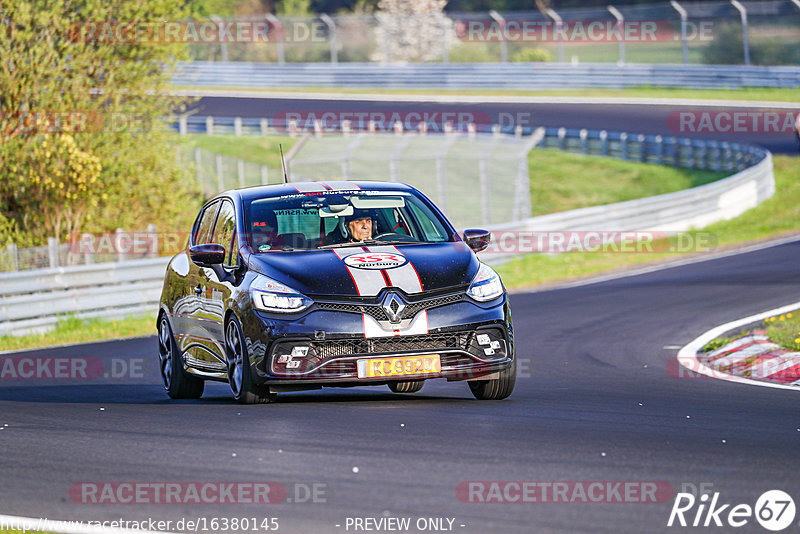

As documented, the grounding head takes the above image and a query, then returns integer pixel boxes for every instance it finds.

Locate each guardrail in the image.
[0,126,773,337]
[172,62,800,90]
[0,258,169,336]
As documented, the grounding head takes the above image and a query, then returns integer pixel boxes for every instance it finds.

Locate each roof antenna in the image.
[279,144,289,184]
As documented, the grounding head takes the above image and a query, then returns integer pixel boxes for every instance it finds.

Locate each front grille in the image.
[269,327,509,378]
[316,293,465,323]
[308,332,473,359]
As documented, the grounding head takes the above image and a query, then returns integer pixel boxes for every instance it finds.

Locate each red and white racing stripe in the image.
[332,245,427,338]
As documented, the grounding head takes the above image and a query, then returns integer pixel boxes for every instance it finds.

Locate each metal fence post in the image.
[600,130,608,155]
[655,135,664,164]
[546,8,565,63]
[194,148,202,184]
[206,116,214,135]
[441,19,450,63]
[579,129,588,154]
[114,229,125,263]
[7,243,18,271]
[265,14,285,64]
[211,15,229,62]
[261,165,269,185]
[237,159,246,188]
[620,132,629,160]
[558,127,567,150]
[79,234,93,265]
[179,114,188,136]
[234,117,243,136]
[670,0,689,65]
[607,6,626,65]
[638,133,646,162]
[320,14,338,64]
[47,237,59,268]
[260,118,269,136]
[730,0,750,66]
[216,154,224,192]
[489,11,508,63]
[147,223,158,257]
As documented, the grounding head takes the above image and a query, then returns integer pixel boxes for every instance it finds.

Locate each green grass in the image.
[702,311,800,353]
[175,134,298,169]
[764,312,800,351]
[528,149,726,216]
[0,314,156,353]
[497,155,800,290]
[174,85,800,103]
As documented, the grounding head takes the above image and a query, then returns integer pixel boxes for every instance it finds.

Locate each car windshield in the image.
[244,189,453,252]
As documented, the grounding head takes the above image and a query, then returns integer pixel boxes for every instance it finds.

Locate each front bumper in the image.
[242,292,514,386]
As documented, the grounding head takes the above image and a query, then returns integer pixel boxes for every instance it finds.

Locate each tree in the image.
[0,0,201,246]
[372,0,453,63]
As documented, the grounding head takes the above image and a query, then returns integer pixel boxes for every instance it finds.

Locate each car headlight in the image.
[466,263,505,302]
[251,274,312,313]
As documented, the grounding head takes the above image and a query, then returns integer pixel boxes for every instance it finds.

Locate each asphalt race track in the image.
[2,239,800,533]
[192,96,800,155]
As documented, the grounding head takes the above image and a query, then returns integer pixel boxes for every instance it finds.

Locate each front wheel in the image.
[468,359,516,400]
[158,314,204,399]
[225,316,275,405]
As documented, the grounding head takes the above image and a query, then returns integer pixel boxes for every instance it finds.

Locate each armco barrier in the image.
[0,258,169,336]
[172,62,800,90]
[0,127,773,336]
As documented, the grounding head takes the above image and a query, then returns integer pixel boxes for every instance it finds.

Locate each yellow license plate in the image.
[356,354,441,378]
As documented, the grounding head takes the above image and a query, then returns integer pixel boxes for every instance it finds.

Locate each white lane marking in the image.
[172,89,800,110]
[662,345,683,350]
[331,248,386,296]
[0,513,176,534]
[677,301,800,392]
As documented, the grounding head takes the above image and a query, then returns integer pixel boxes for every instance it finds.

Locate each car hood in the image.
[247,242,479,298]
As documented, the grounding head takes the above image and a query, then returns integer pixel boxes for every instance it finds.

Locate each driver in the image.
[343,209,374,242]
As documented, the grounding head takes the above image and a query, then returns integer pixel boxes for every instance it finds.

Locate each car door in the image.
[199,199,239,371]
[180,200,221,370]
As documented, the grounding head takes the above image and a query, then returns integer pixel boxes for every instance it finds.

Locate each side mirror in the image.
[463,229,491,253]
[189,243,225,266]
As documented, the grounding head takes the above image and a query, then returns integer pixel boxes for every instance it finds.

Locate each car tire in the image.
[468,359,516,400]
[158,314,204,399]
[225,316,275,405]
[388,380,424,393]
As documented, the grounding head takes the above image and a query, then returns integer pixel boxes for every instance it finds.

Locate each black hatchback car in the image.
[157,181,515,404]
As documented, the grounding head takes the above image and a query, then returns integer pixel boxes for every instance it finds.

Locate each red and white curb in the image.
[678,301,800,392]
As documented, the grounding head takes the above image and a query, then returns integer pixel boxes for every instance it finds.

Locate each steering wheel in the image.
[373,232,419,242]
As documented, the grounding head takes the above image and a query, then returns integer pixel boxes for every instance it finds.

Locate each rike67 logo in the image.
[668,490,796,531]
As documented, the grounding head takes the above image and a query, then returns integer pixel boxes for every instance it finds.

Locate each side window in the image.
[211,200,238,267]
[407,201,445,241]
[193,201,220,245]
